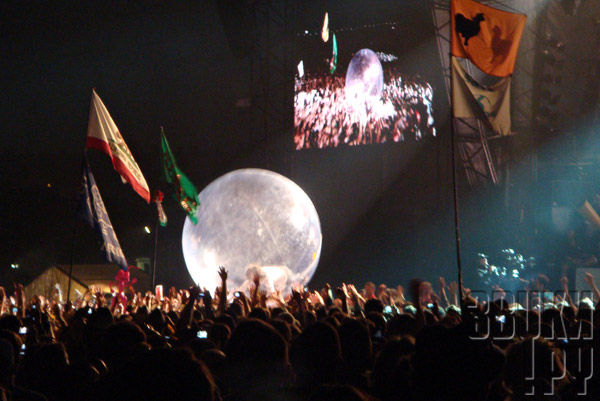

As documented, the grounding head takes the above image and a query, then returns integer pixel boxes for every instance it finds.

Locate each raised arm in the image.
[217,266,228,314]
[250,273,260,308]
[335,284,350,315]
[347,284,365,316]
[410,279,425,330]
[447,281,459,306]
[560,276,577,316]
[438,277,449,308]
[0,287,5,316]
[584,272,600,305]
[178,285,201,330]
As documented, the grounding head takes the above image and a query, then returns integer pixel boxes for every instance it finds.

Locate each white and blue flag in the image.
[79,159,128,270]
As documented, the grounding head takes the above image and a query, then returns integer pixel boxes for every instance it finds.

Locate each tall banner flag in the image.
[329,33,338,75]
[321,12,329,43]
[79,159,128,270]
[451,0,526,77]
[161,129,199,224]
[86,90,151,203]
[452,57,512,136]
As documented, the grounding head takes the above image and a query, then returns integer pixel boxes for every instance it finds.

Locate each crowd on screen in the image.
[294,68,435,150]
[2,264,600,401]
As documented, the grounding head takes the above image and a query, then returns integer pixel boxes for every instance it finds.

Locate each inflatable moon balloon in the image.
[182,169,322,295]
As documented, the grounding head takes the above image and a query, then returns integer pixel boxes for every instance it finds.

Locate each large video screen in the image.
[294,4,437,150]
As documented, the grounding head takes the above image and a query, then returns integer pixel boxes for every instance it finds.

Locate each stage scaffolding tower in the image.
[429,0,541,189]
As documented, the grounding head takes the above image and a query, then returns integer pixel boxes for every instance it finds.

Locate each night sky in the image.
[1,1,254,286]
[1,0,463,290]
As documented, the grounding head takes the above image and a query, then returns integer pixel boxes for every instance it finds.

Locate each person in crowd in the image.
[1,264,600,400]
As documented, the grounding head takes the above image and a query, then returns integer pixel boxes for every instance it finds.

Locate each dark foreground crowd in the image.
[2,268,600,401]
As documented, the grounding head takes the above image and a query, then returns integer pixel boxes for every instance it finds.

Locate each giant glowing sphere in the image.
[345,48,384,103]
[182,169,322,295]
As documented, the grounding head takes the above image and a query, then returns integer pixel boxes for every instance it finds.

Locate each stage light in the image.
[10,264,19,269]
[144,226,151,234]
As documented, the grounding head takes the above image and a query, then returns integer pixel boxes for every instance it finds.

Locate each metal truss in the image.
[430,0,539,186]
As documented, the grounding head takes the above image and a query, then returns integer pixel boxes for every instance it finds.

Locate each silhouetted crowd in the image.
[294,70,435,150]
[2,266,600,401]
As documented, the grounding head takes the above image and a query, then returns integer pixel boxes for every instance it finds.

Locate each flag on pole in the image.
[161,129,199,224]
[329,33,337,75]
[79,158,128,270]
[321,12,329,43]
[297,60,304,78]
[85,89,151,203]
[452,57,512,136]
[153,190,168,227]
[451,0,526,77]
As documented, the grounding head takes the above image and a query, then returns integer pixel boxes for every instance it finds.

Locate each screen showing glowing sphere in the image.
[345,48,384,104]
[182,169,322,295]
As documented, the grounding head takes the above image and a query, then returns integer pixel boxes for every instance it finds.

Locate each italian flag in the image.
[85,89,150,203]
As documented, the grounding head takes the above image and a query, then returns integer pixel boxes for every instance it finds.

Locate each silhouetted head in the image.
[0,339,14,385]
[338,318,373,375]
[146,308,166,334]
[372,336,415,400]
[364,299,384,314]
[226,318,289,380]
[290,321,342,389]
[100,321,147,370]
[209,323,231,350]
[108,347,219,401]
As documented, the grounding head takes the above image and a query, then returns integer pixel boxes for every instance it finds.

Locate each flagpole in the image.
[152,214,159,289]
[67,156,86,303]
[450,54,464,310]
[66,215,77,303]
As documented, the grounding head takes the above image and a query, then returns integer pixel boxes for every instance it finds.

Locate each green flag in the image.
[161,128,199,224]
[329,33,337,74]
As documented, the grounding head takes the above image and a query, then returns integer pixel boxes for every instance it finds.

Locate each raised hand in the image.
[189,285,202,302]
[448,281,458,295]
[347,284,358,296]
[342,283,350,298]
[438,277,446,289]
[253,273,260,287]
[218,266,228,281]
[309,290,324,305]
[561,276,569,292]
[202,288,212,306]
[409,279,422,306]
[584,272,595,287]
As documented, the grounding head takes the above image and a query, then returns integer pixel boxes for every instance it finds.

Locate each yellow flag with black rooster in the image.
[451,0,526,77]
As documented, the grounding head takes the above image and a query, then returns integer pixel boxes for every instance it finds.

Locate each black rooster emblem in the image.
[455,13,485,46]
